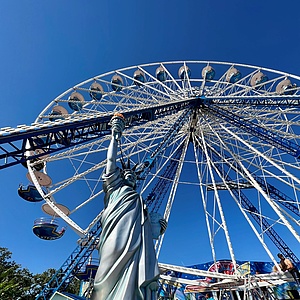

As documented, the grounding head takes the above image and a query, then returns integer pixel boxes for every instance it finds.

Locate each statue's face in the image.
[123,170,137,189]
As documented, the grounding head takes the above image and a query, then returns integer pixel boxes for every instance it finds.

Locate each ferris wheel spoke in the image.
[214,123,300,242]
[179,62,193,92]
[192,120,300,261]
[203,117,300,195]
[155,138,189,256]
[205,140,300,216]
[224,132,300,189]
[195,136,280,264]
[70,189,104,215]
[214,145,296,232]
[207,105,300,159]
[198,128,238,269]
[221,74,284,97]
[203,118,298,204]
[44,119,180,197]
[160,63,185,93]
[113,71,180,104]
[192,137,217,263]
[212,70,255,97]
[226,151,300,196]
[140,140,186,198]
[137,65,185,99]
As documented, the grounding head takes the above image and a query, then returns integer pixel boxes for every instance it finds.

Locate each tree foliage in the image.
[0,247,33,299]
[0,247,80,299]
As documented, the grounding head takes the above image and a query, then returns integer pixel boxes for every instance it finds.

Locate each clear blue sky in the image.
[0,0,300,275]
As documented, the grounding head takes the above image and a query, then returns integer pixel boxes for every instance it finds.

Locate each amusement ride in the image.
[1,60,300,299]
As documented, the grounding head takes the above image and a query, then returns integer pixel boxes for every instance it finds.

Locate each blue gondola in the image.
[21,157,44,171]
[49,110,63,121]
[202,66,215,81]
[49,105,68,121]
[68,92,84,111]
[156,67,166,82]
[33,218,65,240]
[276,79,297,95]
[111,75,123,92]
[133,70,145,86]
[250,71,268,89]
[18,184,43,202]
[89,82,103,100]
[178,65,191,80]
[226,68,242,83]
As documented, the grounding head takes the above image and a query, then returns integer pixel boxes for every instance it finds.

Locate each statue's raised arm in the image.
[106,113,126,174]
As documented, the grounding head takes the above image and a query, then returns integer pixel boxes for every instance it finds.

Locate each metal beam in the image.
[0,99,195,170]
[205,104,300,158]
[208,95,300,106]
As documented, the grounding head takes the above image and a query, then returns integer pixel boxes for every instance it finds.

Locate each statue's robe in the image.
[91,168,159,300]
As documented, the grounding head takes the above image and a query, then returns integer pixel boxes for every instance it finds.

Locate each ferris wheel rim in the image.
[35,60,300,121]
[23,60,300,277]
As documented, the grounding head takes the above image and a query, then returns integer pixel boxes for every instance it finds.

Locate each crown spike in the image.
[132,163,138,171]
[120,157,127,169]
[126,157,131,169]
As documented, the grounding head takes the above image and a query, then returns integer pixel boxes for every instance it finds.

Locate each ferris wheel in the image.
[18,60,300,274]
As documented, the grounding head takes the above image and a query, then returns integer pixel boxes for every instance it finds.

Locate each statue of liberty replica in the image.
[91,113,167,300]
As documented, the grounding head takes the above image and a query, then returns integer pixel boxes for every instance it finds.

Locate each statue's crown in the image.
[120,158,143,180]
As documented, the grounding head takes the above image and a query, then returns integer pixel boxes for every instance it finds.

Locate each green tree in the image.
[0,267,20,297]
[0,247,80,299]
[0,247,33,299]
[32,268,80,297]
[30,268,57,298]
